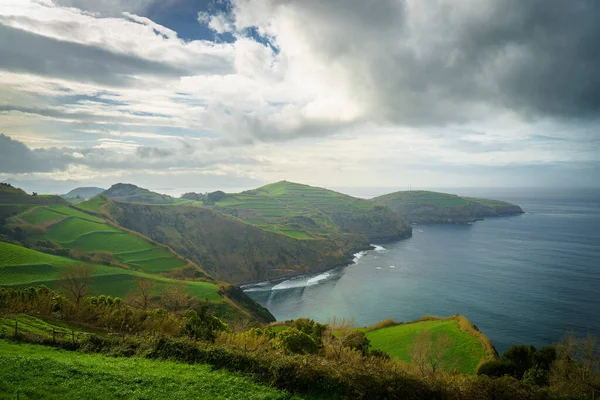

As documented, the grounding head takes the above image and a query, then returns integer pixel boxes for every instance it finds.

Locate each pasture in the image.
[0,242,219,301]
[210,181,383,239]
[9,205,187,275]
[0,340,306,400]
[365,319,489,374]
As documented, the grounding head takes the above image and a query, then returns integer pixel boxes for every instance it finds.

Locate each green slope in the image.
[373,190,523,224]
[0,242,219,300]
[0,340,306,400]
[11,204,188,275]
[366,319,489,374]
[102,183,174,204]
[209,181,411,242]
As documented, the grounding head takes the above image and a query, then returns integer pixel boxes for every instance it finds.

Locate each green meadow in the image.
[0,242,219,301]
[0,340,310,400]
[366,319,489,374]
[210,180,399,239]
[10,205,187,275]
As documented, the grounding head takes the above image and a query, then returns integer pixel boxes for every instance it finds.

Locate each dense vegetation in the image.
[373,190,524,224]
[2,286,598,399]
[104,200,350,283]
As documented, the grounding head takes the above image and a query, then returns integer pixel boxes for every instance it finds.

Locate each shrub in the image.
[477,359,518,378]
[342,331,370,356]
[274,328,318,354]
[181,309,228,342]
[503,345,536,378]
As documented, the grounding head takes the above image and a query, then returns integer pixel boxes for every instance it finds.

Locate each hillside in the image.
[373,190,524,224]
[0,187,275,324]
[206,181,412,242]
[62,186,105,200]
[102,183,174,204]
[104,200,350,284]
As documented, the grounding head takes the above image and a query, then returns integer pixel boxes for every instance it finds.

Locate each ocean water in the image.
[244,188,600,353]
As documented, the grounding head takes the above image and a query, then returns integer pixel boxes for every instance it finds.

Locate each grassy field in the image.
[77,196,107,212]
[206,181,407,240]
[365,319,488,374]
[9,204,187,275]
[0,340,310,400]
[0,242,219,300]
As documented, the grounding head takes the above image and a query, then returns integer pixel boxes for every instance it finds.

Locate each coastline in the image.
[240,242,380,289]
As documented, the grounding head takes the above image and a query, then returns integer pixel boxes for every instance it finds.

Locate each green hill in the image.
[0,187,275,324]
[0,340,305,400]
[99,181,411,284]
[62,187,105,204]
[208,181,411,242]
[103,200,350,284]
[373,190,523,224]
[102,183,175,204]
[0,242,218,300]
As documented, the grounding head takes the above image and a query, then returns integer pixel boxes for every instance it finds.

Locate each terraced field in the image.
[0,242,219,300]
[365,319,490,374]
[208,181,409,240]
[77,196,108,212]
[10,205,187,275]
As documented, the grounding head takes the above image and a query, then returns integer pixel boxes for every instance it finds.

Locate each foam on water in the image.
[271,272,332,290]
[353,251,367,263]
[372,244,386,252]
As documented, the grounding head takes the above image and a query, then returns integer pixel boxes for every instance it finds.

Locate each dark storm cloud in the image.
[260,0,600,125]
[0,134,74,173]
[0,22,231,87]
[0,135,263,174]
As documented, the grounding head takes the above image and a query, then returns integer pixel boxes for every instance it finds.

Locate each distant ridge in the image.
[102,183,174,204]
[62,187,105,200]
[373,190,524,224]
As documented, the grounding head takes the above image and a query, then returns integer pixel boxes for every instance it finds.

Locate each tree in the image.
[60,264,93,306]
[160,283,193,312]
[130,277,157,310]
[409,328,455,379]
[550,333,600,398]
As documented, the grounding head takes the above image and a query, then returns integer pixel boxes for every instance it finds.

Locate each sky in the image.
[0,0,599,195]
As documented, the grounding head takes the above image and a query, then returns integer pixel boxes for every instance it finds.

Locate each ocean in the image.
[244,188,600,353]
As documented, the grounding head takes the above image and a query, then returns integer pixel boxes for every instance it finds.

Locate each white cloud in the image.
[0,0,598,189]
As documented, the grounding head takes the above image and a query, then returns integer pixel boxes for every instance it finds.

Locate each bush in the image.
[292,318,326,346]
[477,359,518,378]
[342,331,370,356]
[503,345,536,378]
[274,328,318,354]
[181,309,228,342]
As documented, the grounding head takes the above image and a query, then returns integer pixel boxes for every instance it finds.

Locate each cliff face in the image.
[107,202,352,284]
[373,191,524,224]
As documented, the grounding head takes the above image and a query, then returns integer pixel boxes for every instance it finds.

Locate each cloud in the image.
[231,0,600,125]
[0,133,74,173]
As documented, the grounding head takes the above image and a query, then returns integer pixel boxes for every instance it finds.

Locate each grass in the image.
[77,196,107,213]
[0,314,71,339]
[365,319,488,374]
[46,217,117,243]
[0,242,220,301]
[10,204,188,275]
[206,181,401,240]
[0,340,309,400]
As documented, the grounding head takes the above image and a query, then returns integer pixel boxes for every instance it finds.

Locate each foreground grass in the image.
[0,340,310,400]
[366,319,488,374]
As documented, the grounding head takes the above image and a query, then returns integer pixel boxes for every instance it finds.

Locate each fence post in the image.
[14,321,17,337]
[52,328,56,343]
[72,331,75,345]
